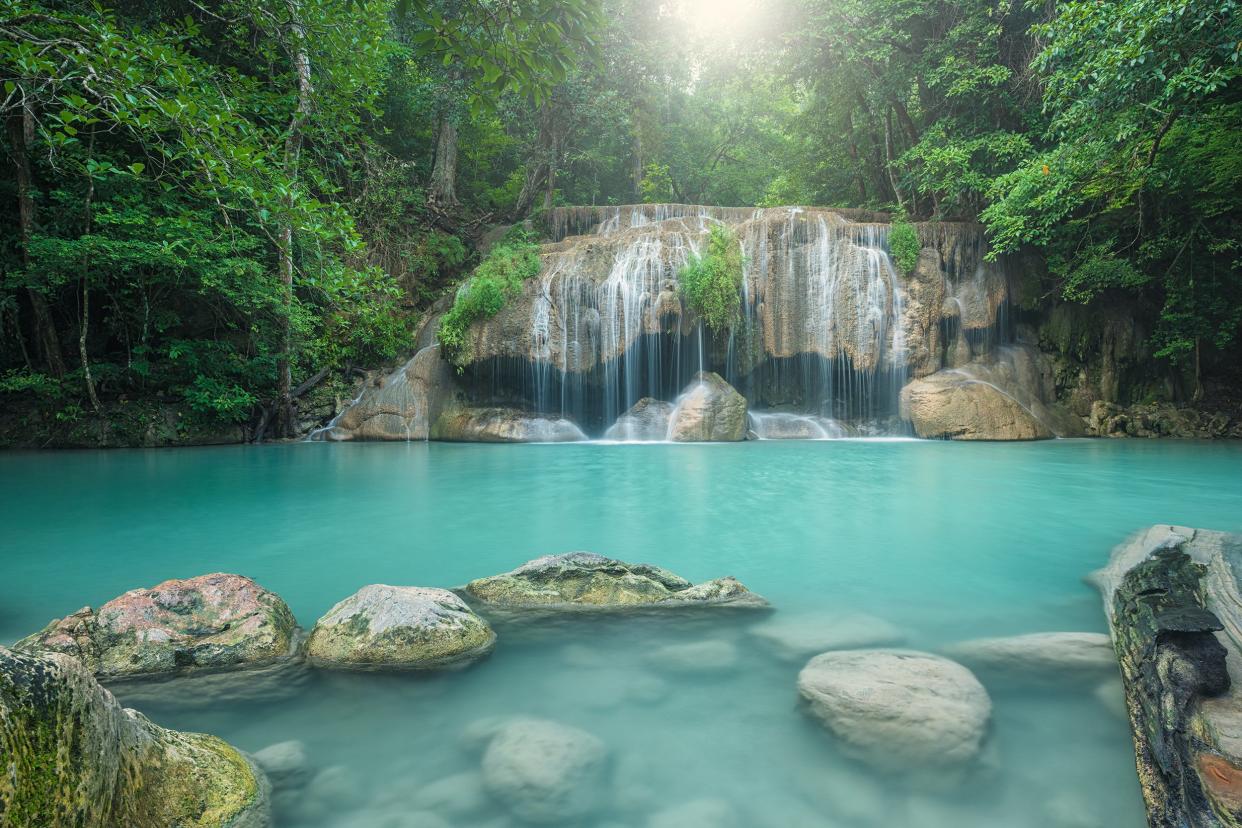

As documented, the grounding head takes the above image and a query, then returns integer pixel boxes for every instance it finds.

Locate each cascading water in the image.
[328,205,1015,441]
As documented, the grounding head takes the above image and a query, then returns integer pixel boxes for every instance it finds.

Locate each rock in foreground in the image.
[478,718,608,824]
[797,649,992,769]
[306,585,495,670]
[464,552,767,610]
[0,645,270,826]
[668,372,748,442]
[1089,525,1242,827]
[16,572,297,679]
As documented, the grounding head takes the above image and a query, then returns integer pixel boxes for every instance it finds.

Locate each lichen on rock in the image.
[463,552,767,610]
[0,645,270,827]
[15,572,297,680]
[305,584,495,670]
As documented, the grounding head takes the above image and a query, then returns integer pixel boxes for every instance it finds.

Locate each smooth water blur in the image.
[3,439,1241,827]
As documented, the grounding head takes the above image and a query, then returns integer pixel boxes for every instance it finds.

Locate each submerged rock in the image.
[252,740,311,791]
[943,632,1116,678]
[748,612,904,661]
[797,649,992,769]
[463,552,767,610]
[306,584,495,670]
[16,572,297,680]
[0,645,270,826]
[478,718,608,824]
[645,639,740,673]
[668,372,748,442]
[431,405,587,442]
[604,397,676,441]
[648,798,740,828]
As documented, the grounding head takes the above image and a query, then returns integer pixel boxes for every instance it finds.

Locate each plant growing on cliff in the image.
[679,225,745,334]
[889,213,921,275]
[437,230,542,365]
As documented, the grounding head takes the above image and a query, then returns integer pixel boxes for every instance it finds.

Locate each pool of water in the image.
[4,439,1241,827]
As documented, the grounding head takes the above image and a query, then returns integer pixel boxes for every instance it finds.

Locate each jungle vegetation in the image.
[1,0,1238,440]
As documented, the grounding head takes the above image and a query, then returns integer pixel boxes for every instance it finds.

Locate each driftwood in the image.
[1093,526,1242,828]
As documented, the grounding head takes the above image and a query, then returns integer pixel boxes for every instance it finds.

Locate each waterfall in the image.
[453,206,1008,439]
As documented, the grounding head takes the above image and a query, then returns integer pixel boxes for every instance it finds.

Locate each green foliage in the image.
[639,164,674,204]
[678,225,744,334]
[437,230,542,364]
[888,214,921,275]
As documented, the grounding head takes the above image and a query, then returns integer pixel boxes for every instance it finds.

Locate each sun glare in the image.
[678,0,764,39]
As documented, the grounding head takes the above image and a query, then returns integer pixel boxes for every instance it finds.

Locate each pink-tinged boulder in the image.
[16,573,297,679]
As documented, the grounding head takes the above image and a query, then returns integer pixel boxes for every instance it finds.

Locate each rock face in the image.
[431,404,586,443]
[668,372,748,442]
[797,649,992,769]
[944,632,1116,678]
[899,345,1077,440]
[322,345,456,442]
[478,718,608,824]
[0,645,270,827]
[1086,400,1242,439]
[464,552,767,610]
[604,397,676,441]
[306,585,495,670]
[16,573,297,680]
[1089,525,1242,827]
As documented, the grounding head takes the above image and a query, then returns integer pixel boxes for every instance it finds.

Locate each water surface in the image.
[4,439,1241,827]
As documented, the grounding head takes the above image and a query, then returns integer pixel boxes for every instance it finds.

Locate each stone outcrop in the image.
[305,584,495,670]
[463,552,767,610]
[321,345,457,442]
[898,345,1085,440]
[1086,400,1242,439]
[16,573,297,680]
[0,645,270,827]
[1089,525,1242,827]
[604,397,676,441]
[668,372,748,442]
[431,404,586,443]
[944,632,1116,678]
[797,649,992,769]
[476,718,608,824]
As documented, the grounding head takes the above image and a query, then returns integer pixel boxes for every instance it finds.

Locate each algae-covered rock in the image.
[463,552,767,610]
[797,649,991,769]
[668,372,748,442]
[16,572,297,680]
[479,718,608,824]
[0,645,270,827]
[306,585,495,670]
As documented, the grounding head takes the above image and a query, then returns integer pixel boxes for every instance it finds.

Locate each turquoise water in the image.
[3,439,1242,826]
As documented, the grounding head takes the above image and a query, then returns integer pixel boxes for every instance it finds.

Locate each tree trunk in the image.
[274,0,313,439]
[884,110,906,214]
[632,127,644,201]
[8,109,66,377]
[430,117,459,206]
[513,102,556,219]
[844,111,867,203]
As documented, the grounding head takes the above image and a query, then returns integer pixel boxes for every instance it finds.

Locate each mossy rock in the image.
[0,645,270,827]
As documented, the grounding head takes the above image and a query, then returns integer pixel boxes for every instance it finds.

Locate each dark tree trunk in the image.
[513,101,559,219]
[8,110,66,377]
[430,117,459,207]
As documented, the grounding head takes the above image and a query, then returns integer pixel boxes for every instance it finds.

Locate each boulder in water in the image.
[324,345,457,441]
[431,405,586,442]
[253,740,311,791]
[797,649,992,769]
[605,397,676,441]
[648,798,740,828]
[478,717,608,824]
[900,370,1052,440]
[748,412,848,440]
[16,572,297,679]
[668,372,748,442]
[0,645,270,826]
[943,632,1116,678]
[306,584,495,670]
[463,552,767,610]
